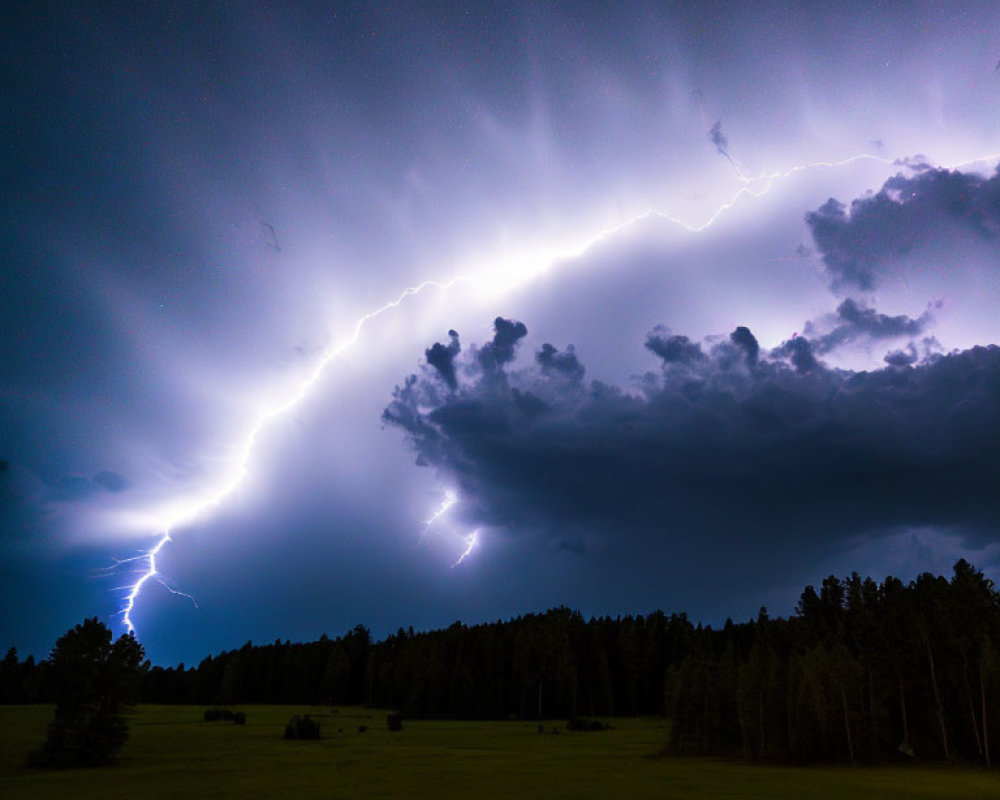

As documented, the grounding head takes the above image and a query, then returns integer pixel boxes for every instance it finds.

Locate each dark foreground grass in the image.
[1,705,995,799]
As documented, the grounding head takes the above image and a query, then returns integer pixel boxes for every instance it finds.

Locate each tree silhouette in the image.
[29,617,145,768]
[10,563,997,765]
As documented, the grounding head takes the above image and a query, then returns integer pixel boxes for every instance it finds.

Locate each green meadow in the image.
[0,705,995,799]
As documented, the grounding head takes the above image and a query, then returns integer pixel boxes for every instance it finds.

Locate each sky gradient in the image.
[3,2,999,665]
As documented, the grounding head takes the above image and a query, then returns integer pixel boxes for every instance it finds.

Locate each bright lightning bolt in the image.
[419,488,480,562]
[120,533,173,630]
[116,148,1000,635]
[424,489,459,530]
[418,488,460,545]
[452,530,479,568]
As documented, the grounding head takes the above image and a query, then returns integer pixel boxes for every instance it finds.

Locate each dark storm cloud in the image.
[476,317,528,373]
[386,320,1000,555]
[807,298,933,354]
[884,344,919,367]
[807,166,1000,291]
[832,298,930,340]
[536,343,585,383]
[770,335,820,373]
[729,326,760,367]
[645,328,705,366]
[425,330,461,390]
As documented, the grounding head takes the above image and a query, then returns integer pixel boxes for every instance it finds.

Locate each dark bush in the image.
[284,715,321,740]
[357,725,367,733]
[537,724,545,734]
[387,712,403,732]
[566,717,611,732]
[205,708,242,724]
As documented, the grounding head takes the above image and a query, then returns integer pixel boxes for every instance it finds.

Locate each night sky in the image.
[3,2,999,666]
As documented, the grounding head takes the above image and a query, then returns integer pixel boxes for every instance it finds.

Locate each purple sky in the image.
[3,2,999,665]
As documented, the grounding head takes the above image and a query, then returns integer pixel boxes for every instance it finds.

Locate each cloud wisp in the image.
[804,298,935,355]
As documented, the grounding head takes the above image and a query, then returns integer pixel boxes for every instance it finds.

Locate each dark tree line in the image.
[665,561,999,764]
[3,562,997,764]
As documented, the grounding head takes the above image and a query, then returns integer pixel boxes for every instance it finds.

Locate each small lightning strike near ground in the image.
[116,147,1000,636]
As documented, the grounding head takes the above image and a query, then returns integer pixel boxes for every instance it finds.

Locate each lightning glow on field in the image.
[116,148,1000,636]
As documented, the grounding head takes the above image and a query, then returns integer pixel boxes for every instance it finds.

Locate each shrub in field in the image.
[284,715,321,740]
[387,712,403,731]
[204,708,243,724]
[566,717,611,732]
[357,725,367,733]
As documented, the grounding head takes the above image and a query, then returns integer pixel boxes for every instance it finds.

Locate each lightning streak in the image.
[452,530,479,568]
[117,148,1000,633]
[120,278,467,631]
[424,490,458,529]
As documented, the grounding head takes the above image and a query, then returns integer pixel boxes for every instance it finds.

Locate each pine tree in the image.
[30,618,146,768]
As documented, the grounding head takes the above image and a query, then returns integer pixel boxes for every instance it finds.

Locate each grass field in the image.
[0,705,995,799]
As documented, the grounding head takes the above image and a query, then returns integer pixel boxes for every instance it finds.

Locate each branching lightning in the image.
[120,278,471,631]
[115,148,1000,634]
[419,490,478,563]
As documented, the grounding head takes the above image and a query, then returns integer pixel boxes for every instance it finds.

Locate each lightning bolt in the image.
[418,490,479,565]
[419,489,460,545]
[452,530,479,568]
[120,279,471,631]
[115,148,1000,635]
[424,489,459,529]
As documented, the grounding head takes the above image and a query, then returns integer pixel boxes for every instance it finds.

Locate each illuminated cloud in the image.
[805,298,934,355]
[807,167,1000,292]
